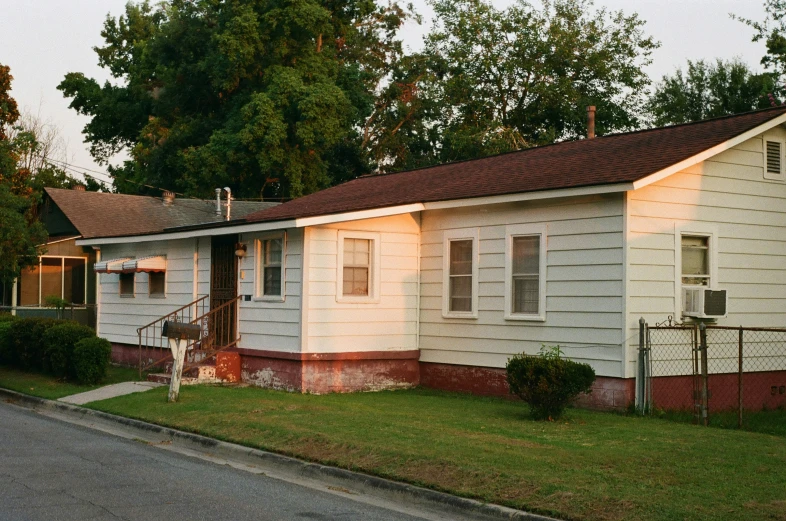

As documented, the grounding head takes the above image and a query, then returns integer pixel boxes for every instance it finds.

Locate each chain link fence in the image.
[637,321,786,434]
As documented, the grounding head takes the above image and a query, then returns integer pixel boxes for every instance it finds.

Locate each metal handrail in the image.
[137,295,210,377]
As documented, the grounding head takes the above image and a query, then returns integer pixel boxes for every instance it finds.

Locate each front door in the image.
[210,234,238,347]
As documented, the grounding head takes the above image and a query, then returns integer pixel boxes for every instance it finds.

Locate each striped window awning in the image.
[94,258,132,274]
[122,256,167,273]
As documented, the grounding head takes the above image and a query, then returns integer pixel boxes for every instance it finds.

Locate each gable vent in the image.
[766,141,782,174]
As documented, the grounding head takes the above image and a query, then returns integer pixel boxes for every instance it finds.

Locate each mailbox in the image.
[161,321,202,340]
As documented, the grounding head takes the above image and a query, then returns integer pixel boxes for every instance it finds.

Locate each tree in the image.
[646,59,775,127]
[0,64,48,286]
[382,0,658,166]
[736,1,786,102]
[59,0,414,199]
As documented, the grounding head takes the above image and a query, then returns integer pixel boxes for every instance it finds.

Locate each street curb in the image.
[0,387,560,521]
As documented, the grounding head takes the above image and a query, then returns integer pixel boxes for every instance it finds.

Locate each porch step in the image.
[147,362,222,386]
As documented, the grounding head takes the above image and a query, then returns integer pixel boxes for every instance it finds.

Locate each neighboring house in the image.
[1,187,275,329]
[77,107,786,409]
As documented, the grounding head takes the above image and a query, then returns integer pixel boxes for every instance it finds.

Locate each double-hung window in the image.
[119,272,135,297]
[681,235,710,287]
[336,231,380,302]
[505,224,546,321]
[256,235,285,299]
[442,228,479,318]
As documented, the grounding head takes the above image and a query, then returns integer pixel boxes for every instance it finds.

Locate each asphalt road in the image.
[0,401,435,521]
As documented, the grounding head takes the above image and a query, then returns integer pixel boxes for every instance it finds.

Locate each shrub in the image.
[8,317,66,371]
[43,322,95,378]
[506,345,596,420]
[72,337,112,385]
[0,321,14,365]
[0,312,17,323]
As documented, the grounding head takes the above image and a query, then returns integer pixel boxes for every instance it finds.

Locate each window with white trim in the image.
[257,236,285,298]
[505,224,546,321]
[336,231,380,302]
[442,228,479,318]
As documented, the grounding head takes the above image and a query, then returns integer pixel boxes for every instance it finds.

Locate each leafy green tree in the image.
[59,0,414,199]
[393,0,659,165]
[0,64,48,286]
[646,59,775,126]
[736,1,786,103]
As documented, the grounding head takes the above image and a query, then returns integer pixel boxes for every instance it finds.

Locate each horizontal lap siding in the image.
[306,214,420,353]
[99,239,199,346]
[420,195,625,377]
[628,133,786,377]
[237,228,303,353]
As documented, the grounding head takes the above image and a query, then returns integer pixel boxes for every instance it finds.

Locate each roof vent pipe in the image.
[215,188,222,217]
[587,105,596,139]
[224,187,232,221]
[162,190,175,206]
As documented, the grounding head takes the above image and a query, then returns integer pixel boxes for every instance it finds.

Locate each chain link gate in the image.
[637,319,786,431]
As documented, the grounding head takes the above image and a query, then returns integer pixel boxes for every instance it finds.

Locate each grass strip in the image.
[85,385,786,521]
[0,365,143,400]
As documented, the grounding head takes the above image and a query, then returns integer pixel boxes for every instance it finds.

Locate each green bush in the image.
[0,312,17,323]
[8,318,67,371]
[0,321,14,365]
[72,337,112,385]
[506,345,596,420]
[43,322,95,378]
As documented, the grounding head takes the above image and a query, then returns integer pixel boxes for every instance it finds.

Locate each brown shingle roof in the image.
[246,106,786,223]
[45,188,277,239]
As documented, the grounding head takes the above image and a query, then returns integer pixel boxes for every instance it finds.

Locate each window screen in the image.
[343,238,370,296]
[682,235,709,286]
[449,239,473,312]
[512,235,540,314]
[149,272,166,297]
[119,273,135,296]
[262,238,283,296]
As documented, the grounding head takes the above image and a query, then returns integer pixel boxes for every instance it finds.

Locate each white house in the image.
[75,106,786,409]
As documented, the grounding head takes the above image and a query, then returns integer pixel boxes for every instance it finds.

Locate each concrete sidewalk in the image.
[58,381,164,405]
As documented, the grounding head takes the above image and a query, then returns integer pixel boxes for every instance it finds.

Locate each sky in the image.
[0,0,769,186]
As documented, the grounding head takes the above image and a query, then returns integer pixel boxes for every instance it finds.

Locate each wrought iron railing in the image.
[137,295,209,376]
[182,295,242,372]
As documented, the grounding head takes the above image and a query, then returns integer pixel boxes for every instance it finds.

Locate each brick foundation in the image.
[111,341,637,409]
[419,362,635,410]
[236,349,421,393]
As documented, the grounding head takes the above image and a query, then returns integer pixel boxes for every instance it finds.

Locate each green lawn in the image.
[0,365,143,400]
[84,385,786,521]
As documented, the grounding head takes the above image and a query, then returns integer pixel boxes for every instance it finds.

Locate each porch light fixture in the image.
[235,243,247,258]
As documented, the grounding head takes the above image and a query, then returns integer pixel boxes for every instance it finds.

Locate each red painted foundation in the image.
[419,362,635,410]
[652,371,786,411]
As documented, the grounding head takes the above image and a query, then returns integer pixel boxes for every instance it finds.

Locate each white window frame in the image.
[254,232,286,302]
[21,255,89,308]
[763,134,786,182]
[148,271,167,298]
[119,272,135,298]
[442,228,479,319]
[336,230,381,303]
[674,223,719,317]
[504,224,547,321]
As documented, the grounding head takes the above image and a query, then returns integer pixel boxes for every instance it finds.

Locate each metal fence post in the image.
[738,327,743,429]
[637,318,645,412]
[699,323,709,427]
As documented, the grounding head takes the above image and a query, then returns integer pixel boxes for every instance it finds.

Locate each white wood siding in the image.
[305,214,420,353]
[98,238,202,346]
[628,130,786,377]
[420,195,626,377]
[237,228,303,352]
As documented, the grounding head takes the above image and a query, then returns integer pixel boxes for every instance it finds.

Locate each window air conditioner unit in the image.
[682,288,727,319]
